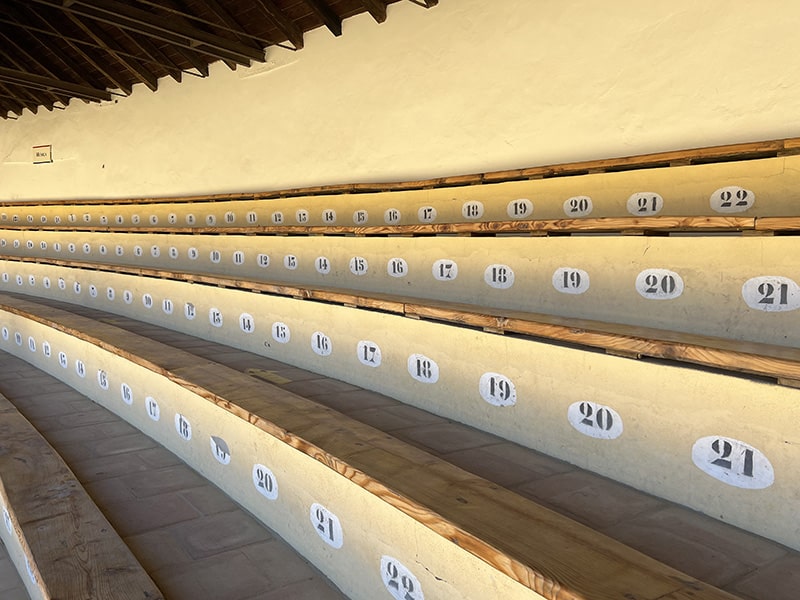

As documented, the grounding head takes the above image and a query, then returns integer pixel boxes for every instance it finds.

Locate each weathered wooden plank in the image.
[0,394,163,600]
[404,302,800,382]
[755,216,800,231]
[0,216,759,235]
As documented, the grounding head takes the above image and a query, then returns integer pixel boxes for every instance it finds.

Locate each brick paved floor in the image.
[0,355,346,600]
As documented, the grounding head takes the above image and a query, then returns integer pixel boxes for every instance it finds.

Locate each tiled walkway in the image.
[0,539,29,600]
[2,294,800,599]
[0,355,345,600]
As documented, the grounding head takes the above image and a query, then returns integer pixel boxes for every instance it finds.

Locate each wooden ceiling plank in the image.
[252,0,304,50]
[0,81,42,115]
[0,67,112,102]
[2,78,41,114]
[65,12,159,91]
[62,0,264,62]
[136,0,276,48]
[118,30,184,83]
[172,46,210,77]
[3,3,181,82]
[158,0,237,71]
[127,0,211,75]
[21,5,133,95]
[361,0,387,23]
[304,0,343,36]
[3,4,97,88]
[191,0,265,51]
[25,0,256,66]
[0,34,66,108]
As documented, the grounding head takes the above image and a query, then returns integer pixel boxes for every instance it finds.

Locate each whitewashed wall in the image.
[2,0,800,201]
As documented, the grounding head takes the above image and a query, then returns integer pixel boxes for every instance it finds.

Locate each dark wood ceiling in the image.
[0,0,437,119]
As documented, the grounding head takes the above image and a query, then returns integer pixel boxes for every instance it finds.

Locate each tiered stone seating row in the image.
[0,294,749,600]
[1,137,798,598]
[0,232,798,349]
[0,259,795,554]
[2,138,800,234]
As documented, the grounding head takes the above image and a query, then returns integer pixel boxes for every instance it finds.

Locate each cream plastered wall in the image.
[2,0,800,200]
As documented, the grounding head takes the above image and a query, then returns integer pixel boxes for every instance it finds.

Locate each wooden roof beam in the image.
[5,2,193,81]
[2,8,97,90]
[0,36,64,109]
[304,0,342,36]
[64,12,159,91]
[159,0,237,71]
[33,0,265,65]
[253,0,304,50]
[361,0,387,23]
[0,90,65,110]
[0,83,35,116]
[136,0,277,48]
[0,52,58,112]
[138,0,212,77]
[0,67,112,102]
[191,0,265,51]
[21,5,133,95]
[119,29,183,83]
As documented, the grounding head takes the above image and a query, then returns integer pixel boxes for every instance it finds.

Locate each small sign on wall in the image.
[33,144,52,164]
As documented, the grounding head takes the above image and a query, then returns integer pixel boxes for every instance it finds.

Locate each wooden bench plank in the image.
[0,393,163,600]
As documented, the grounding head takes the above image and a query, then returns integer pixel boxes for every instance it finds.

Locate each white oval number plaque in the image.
[742,276,800,312]
[210,436,231,465]
[484,264,514,290]
[692,436,773,489]
[252,464,278,500]
[710,186,755,213]
[567,401,623,440]
[553,267,590,295]
[627,192,663,215]
[408,354,439,384]
[381,556,423,600]
[310,503,343,549]
[175,414,192,441]
[635,269,684,300]
[479,372,516,407]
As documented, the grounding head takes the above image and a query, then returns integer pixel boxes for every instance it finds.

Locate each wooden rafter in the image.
[0,34,64,108]
[118,29,184,83]
[0,81,42,115]
[29,0,265,65]
[305,0,343,36]
[2,7,97,90]
[361,0,388,23]
[64,12,159,91]
[191,0,265,51]
[0,0,436,116]
[22,6,134,94]
[0,67,112,102]
[0,84,29,117]
[253,0,305,50]
[2,3,187,80]
[163,0,237,70]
